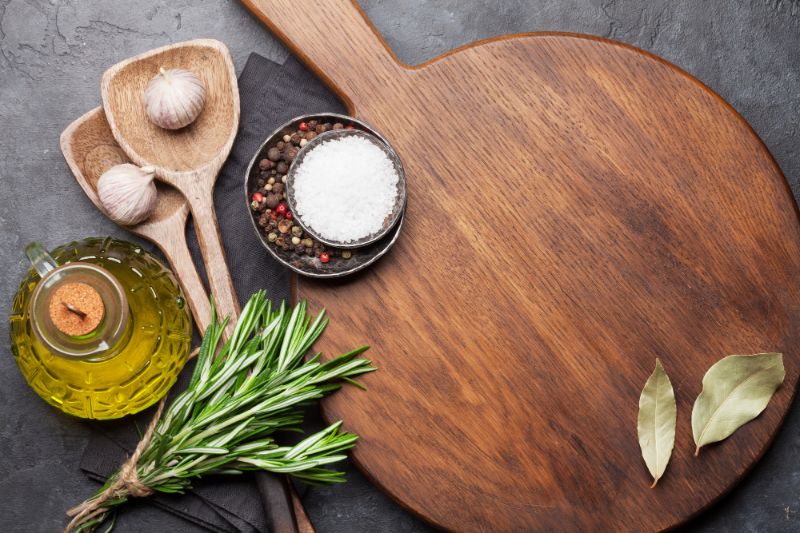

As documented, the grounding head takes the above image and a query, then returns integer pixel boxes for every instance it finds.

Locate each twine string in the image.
[63,399,165,532]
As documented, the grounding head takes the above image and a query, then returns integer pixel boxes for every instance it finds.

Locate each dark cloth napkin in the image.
[80,53,346,532]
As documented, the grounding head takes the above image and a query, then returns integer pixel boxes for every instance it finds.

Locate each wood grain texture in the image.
[60,107,315,533]
[100,39,241,337]
[243,1,800,531]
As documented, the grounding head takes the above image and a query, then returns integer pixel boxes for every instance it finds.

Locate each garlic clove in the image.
[144,67,206,130]
[97,164,158,225]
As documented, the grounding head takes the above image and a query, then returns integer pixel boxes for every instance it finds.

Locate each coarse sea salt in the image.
[292,135,399,243]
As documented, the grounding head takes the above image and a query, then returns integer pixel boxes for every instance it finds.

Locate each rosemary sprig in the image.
[68,291,375,532]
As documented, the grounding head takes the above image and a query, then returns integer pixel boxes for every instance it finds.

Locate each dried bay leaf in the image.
[637,359,676,487]
[692,353,784,456]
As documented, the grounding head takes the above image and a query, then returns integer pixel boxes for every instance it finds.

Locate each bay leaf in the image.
[692,352,784,456]
[637,358,676,488]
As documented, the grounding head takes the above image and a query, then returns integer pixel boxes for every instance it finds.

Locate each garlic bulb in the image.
[97,164,158,225]
[144,67,206,129]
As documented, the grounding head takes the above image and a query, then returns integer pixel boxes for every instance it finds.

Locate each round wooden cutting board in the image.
[244,2,800,531]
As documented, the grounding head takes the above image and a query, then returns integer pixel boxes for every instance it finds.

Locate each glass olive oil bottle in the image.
[9,237,191,419]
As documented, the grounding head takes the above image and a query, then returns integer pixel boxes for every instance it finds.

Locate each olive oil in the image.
[10,237,191,419]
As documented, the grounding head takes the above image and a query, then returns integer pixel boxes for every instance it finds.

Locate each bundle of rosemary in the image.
[67,291,375,532]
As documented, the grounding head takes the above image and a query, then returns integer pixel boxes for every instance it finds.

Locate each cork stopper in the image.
[48,282,104,336]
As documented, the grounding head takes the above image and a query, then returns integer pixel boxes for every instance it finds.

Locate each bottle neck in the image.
[30,262,130,361]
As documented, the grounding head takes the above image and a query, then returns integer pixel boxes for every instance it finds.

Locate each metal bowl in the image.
[244,113,406,279]
[285,128,407,249]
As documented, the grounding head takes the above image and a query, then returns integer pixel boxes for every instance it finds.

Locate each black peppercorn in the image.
[265,193,281,209]
[271,182,284,195]
[290,133,301,144]
[276,161,288,174]
[267,147,281,161]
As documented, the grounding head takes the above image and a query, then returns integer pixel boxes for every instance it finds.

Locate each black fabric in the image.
[79,53,346,533]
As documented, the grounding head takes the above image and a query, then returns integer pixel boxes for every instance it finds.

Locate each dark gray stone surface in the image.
[0,1,798,531]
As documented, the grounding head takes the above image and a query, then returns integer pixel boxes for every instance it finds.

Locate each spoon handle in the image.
[182,182,240,336]
[154,225,213,333]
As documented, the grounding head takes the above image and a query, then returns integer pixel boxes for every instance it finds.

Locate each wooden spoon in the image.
[100,39,241,335]
[60,107,211,330]
[60,107,314,533]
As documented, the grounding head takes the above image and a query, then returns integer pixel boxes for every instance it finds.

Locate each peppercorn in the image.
[275,203,287,215]
[346,125,354,130]
[291,225,303,237]
[270,211,278,220]
[257,178,265,187]
[265,194,281,209]
[285,147,298,160]
[306,132,317,141]
[271,182,284,194]
[252,192,264,203]
[259,158,271,170]
[278,219,292,234]
[319,252,330,263]
[291,236,301,245]
[308,120,318,129]
[299,138,308,147]
[267,232,278,243]
[299,122,309,131]
[282,134,291,143]
[267,147,281,161]
[341,250,352,259]
[265,184,273,191]
[284,211,293,221]
[276,141,285,150]
[281,175,287,184]
[268,177,276,185]
[275,236,285,246]
[314,125,324,134]
[333,123,343,130]
[276,161,288,174]
[290,133,301,144]
[282,243,290,252]
[306,247,315,256]
[250,200,259,210]
[258,215,268,227]
[302,238,314,248]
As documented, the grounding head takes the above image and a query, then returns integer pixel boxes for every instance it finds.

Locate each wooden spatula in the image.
[60,107,211,330]
[100,39,240,337]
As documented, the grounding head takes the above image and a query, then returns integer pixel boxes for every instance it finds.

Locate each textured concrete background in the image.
[1,1,799,531]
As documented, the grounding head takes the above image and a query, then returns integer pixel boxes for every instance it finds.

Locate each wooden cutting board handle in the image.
[241,0,404,108]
